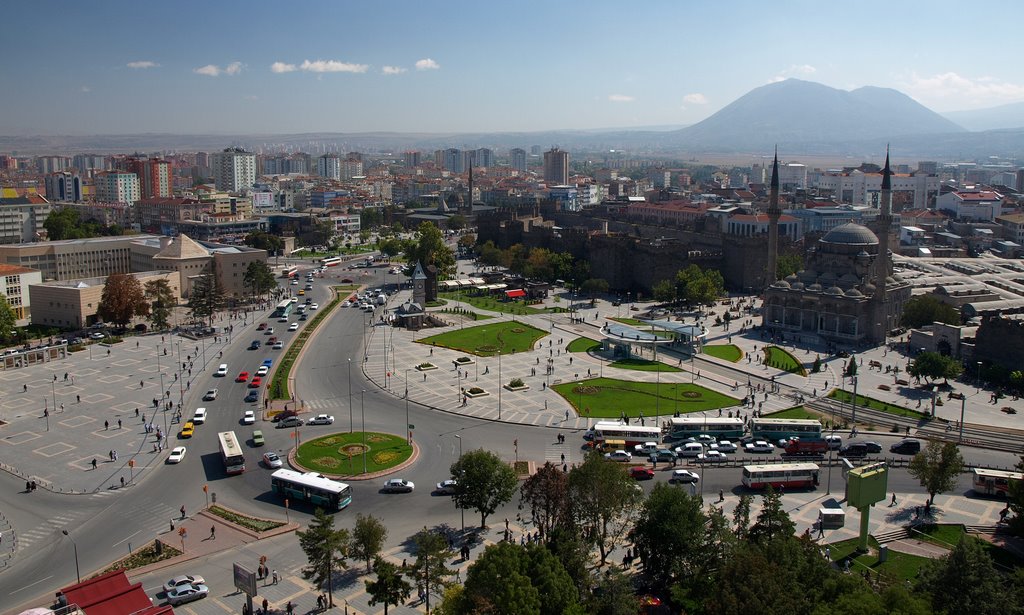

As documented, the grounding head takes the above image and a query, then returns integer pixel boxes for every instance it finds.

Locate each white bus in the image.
[667,417,745,440]
[750,418,823,442]
[741,463,820,490]
[280,266,299,278]
[588,421,663,447]
[271,469,352,510]
[218,431,246,475]
[322,256,342,267]
[972,468,1022,498]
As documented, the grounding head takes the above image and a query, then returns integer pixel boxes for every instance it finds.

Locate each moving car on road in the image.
[166,584,209,606]
[235,371,249,382]
[163,574,206,593]
[744,440,775,454]
[167,446,186,464]
[382,478,415,493]
[307,414,334,425]
[262,451,283,468]
[697,450,729,463]
[179,421,194,438]
[202,389,218,401]
[668,469,700,484]
[436,479,458,494]
[242,410,255,425]
[604,450,633,462]
[629,466,655,480]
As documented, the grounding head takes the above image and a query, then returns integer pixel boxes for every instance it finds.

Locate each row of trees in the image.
[651,263,726,308]
[44,208,125,241]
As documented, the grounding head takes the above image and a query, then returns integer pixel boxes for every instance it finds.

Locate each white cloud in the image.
[900,71,1024,109]
[608,94,635,102]
[415,58,440,70]
[683,93,708,105]
[270,62,297,73]
[80,85,91,93]
[127,61,159,69]
[298,59,369,73]
[194,62,242,77]
[382,65,406,75]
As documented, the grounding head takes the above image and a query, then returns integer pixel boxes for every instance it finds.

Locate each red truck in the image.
[783,438,828,456]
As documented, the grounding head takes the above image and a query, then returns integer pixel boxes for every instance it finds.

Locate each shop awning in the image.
[505,289,526,298]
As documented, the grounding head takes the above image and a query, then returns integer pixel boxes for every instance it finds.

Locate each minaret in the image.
[467,162,474,214]
[873,146,894,339]
[766,147,781,284]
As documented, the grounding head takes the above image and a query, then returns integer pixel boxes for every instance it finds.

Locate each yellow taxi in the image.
[180,421,195,438]
[297,289,305,296]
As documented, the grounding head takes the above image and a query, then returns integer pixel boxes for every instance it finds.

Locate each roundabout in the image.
[290,431,418,480]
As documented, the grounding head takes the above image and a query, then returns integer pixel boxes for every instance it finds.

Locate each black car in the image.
[249,340,261,350]
[244,389,259,403]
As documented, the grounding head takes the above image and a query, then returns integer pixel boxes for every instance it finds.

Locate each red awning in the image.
[505,289,526,298]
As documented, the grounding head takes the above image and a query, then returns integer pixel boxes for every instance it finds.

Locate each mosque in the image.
[762,149,911,345]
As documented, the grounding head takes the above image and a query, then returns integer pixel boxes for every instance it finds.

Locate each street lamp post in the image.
[497,349,502,420]
[850,376,858,426]
[959,395,967,444]
[347,358,353,433]
[405,369,411,445]
[361,390,367,474]
[62,530,80,584]
[453,434,464,533]
[51,380,56,414]
[977,361,983,392]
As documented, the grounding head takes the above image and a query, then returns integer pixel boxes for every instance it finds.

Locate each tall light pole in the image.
[405,369,411,445]
[62,530,80,584]
[347,358,353,433]
[497,349,502,420]
[453,435,464,533]
[361,390,367,474]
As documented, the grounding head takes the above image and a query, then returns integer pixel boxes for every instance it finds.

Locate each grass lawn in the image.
[439,308,493,321]
[295,432,412,476]
[610,317,646,327]
[703,344,743,362]
[764,345,807,376]
[765,406,819,420]
[551,377,740,418]
[828,536,932,581]
[418,321,547,357]
[910,524,1023,570]
[567,337,602,353]
[608,358,683,373]
[828,390,930,420]
[438,291,564,316]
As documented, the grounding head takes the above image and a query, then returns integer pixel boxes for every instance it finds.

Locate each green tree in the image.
[901,295,961,329]
[519,461,570,538]
[456,233,476,253]
[909,351,963,384]
[1009,454,1024,536]
[747,486,795,544]
[187,266,224,325]
[567,451,643,565]
[296,508,350,608]
[450,449,518,528]
[777,251,803,280]
[546,526,591,596]
[458,542,541,615]
[629,483,707,593]
[478,240,504,267]
[44,208,92,240]
[917,536,1012,615]
[360,207,382,229]
[243,261,277,298]
[243,230,284,255]
[845,356,857,377]
[580,278,609,302]
[378,236,404,258]
[359,229,372,244]
[676,264,724,307]
[584,566,639,615]
[97,273,148,327]
[410,528,457,612]
[447,214,467,230]
[732,493,752,539]
[364,557,412,615]
[404,221,456,278]
[908,441,964,504]
[351,513,388,573]
[0,294,17,339]
[143,279,175,330]
[652,279,677,304]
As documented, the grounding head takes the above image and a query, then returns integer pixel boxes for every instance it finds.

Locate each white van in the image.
[675,442,704,458]
[193,407,208,424]
[215,364,228,377]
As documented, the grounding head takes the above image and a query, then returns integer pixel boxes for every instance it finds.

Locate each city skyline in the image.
[4,0,1024,136]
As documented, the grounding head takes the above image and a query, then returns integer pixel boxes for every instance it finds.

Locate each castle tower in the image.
[766,148,781,284]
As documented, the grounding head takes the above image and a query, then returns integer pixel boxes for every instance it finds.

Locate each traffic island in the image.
[291,431,417,480]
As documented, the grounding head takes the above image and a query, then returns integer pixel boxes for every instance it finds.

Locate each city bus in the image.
[280,266,299,278]
[218,431,246,475]
[271,299,294,319]
[667,417,745,441]
[322,256,342,267]
[972,468,1022,498]
[741,463,820,490]
[750,418,823,442]
[587,421,664,447]
[270,469,352,510]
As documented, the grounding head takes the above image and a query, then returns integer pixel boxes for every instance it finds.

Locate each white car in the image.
[709,441,738,453]
[382,478,415,493]
[167,446,186,464]
[192,407,208,424]
[697,450,729,463]
[242,410,255,425]
[215,364,228,377]
[744,440,775,453]
[291,280,299,285]
[309,303,319,310]
[288,323,299,331]
[272,341,284,350]
[825,435,843,450]
[262,451,283,468]
[668,469,700,484]
[603,450,633,462]
[307,414,334,425]
[88,332,106,340]
[256,366,269,376]
[633,441,660,455]
[202,389,218,401]
[342,300,352,307]
[436,479,458,494]
[278,316,289,323]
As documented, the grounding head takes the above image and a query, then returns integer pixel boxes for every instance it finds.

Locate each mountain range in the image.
[3,79,1024,158]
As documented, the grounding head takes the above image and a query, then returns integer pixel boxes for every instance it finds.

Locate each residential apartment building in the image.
[996,213,1024,244]
[0,264,43,325]
[136,197,208,232]
[44,172,83,202]
[127,157,172,198]
[211,148,256,193]
[936,189,1006,222]
[543,148,569,185]
[94,172,141,204]
[0,196,51,244]
[340,157,364,180]
[813,170,939,210]
[58,201,136,230]
[317,154,341,180]
[509,148,527,173]
[72,154,108,176]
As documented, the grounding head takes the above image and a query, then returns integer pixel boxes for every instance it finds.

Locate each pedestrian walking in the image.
[272,570,278,584]
[91,458,97,469]
[117,419,122,429]
[210,525,216,539]
[120,476,125,487]
[262,598,268,614]
[104,420,109,430]
[180,505,186,519]
[890,492,898,507]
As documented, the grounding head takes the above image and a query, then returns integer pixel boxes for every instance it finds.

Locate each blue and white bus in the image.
[271,299,293,319]
[271,469,352,511]
[750,418,822,442]
[667,417,745,441]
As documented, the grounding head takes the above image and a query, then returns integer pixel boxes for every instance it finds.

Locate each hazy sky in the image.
[3,0,1023,136]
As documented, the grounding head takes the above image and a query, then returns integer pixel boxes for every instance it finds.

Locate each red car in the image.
[248,377,262,388]
[235,371,249,383]
[268,336,278,345]
[629,466,655,480]
[257,323,267,331]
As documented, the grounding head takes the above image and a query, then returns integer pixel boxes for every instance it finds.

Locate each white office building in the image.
[211,148,257,193]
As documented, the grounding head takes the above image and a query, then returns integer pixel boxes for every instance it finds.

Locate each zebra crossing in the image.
[13,511,84,551]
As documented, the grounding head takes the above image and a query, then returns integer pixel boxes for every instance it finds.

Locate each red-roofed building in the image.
[626,200,710,226]
[57,569,172,615]
[900,208,948,231]
[936,189,1006,222]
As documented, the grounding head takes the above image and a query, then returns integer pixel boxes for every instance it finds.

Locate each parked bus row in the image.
[585,417,825,448]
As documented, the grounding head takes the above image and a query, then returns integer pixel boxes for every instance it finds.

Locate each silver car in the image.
[166,583,209,606]
[163,574,206,593]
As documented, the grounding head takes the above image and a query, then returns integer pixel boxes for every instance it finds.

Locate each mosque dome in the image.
[825,286,844,296]
[821,223,879,246]
[845,288,864,297]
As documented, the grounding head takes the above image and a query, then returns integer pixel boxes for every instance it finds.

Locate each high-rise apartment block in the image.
[127,157,172,199]
[543,147,569,185]
[94,172,141,204]
[211,148,256,193]
[72,154,108,176]
[435,148,464,174]
[403,151,421,168]
[341,158,364,180]
[510,148,527,173]
[44,172,83,202]
[317,154,341,180]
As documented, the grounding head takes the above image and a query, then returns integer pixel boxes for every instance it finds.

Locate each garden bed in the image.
[415,362,438,371]
[207,505,287,533]
[503,384,530,392]
[295,432,413,475]
[101,540,182,575]
[465,387,489,398]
